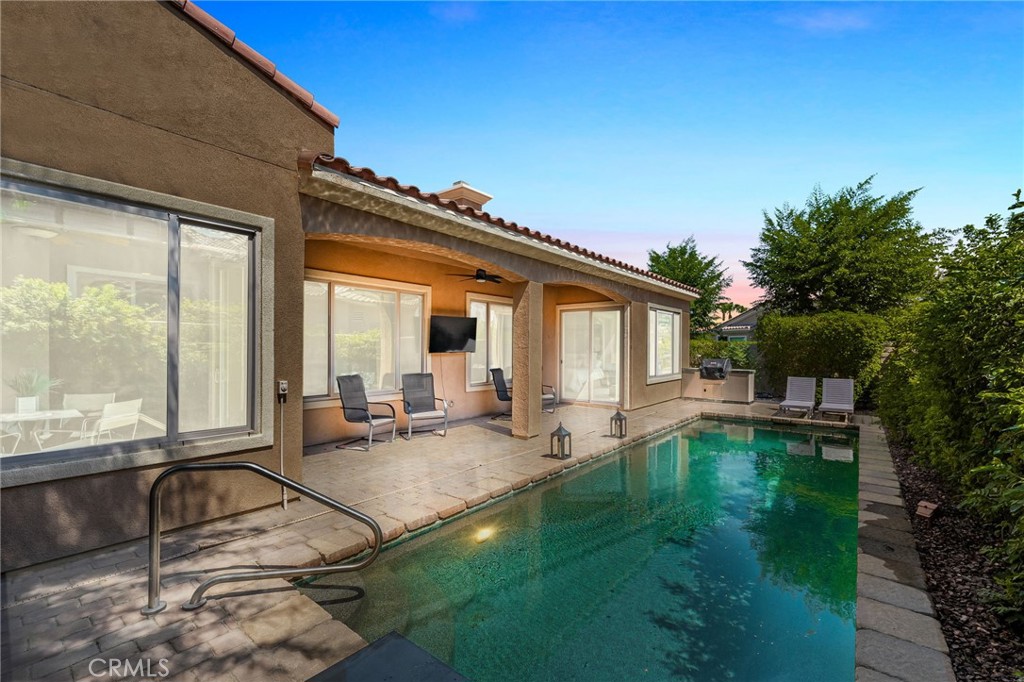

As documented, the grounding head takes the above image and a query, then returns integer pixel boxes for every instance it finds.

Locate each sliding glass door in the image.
[559,307,622,404]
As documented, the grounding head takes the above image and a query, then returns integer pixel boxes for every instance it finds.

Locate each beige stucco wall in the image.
[627,302,685,410]
[681,369,756,404]
[0,1,334,570]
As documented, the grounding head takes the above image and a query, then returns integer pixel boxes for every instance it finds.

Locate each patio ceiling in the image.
[305,233,526,284]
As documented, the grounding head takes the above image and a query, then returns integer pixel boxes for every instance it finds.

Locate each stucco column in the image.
[512,280,543,439]
[681,308,691,397]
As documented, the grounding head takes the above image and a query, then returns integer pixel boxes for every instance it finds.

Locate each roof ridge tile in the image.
[174,1,338,129]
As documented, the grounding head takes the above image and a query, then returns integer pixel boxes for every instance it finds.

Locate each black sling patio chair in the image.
[489,368,556,420]
[400,373,448,440]
[335,374,396,451]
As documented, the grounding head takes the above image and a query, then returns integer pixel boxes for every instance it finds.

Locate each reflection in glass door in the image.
[560,307,622,404]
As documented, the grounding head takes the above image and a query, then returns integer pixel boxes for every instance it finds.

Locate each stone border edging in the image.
[855,420,955,682]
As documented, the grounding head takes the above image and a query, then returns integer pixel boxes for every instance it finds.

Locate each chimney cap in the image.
[436,180,493,210]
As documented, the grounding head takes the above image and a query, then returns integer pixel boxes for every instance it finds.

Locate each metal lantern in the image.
[610,410,627,439]
[550,422,572,459]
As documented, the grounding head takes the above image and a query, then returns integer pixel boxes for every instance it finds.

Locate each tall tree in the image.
[717,301,747,321]
[648,236,731,334]
[743,177,944,315]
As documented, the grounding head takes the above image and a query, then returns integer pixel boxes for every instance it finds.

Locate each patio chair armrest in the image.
[367,401,396,419]
[542,384,555,394]
[434,398,448,411]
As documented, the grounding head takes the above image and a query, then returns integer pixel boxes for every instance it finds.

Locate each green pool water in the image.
[303,419,859,681]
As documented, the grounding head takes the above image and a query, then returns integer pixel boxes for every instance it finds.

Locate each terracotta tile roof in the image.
[300,152,701,297]
[167,0,340,129]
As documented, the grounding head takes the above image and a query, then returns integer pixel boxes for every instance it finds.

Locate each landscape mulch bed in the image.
[887,435,1024,681]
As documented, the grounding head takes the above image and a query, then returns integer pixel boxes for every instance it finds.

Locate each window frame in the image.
[303,269,430,404]
[465,292,514,391]
[647,304,683,384]
[0,159,270,487]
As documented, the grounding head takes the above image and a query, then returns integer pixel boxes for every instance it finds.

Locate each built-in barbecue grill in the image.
[699,358,732,381]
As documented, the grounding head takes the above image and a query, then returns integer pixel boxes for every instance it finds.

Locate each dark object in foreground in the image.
[307,631,469,682]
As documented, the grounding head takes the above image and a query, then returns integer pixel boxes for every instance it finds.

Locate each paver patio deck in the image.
[1,400,951,682]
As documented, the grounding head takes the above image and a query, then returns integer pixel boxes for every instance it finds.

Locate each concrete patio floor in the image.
[0,399,952,681]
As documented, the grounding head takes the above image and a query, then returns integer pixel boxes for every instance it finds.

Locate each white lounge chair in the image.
[818,378,855,422]
[779,377,816,417]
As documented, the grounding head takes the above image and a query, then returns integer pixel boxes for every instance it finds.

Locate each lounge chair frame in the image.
[779,376,816,417]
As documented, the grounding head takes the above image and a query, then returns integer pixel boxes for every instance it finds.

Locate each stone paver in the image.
[855,630,955,682]
[858,552,928,591]
[858,573,934,615]
[2,404,952,681]
[238,594,331,648]
[854,421,954,682]
[857,597,947,651]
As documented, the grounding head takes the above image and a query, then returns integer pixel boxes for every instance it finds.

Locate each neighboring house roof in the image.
[299,152,702,299]
[168,0,340,129]
[712,304,764,334]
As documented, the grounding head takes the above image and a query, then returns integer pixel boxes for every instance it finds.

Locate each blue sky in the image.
[206,1,1023,305]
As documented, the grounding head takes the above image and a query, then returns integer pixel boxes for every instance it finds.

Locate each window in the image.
[648,305,682,381]
[0,180,255,458]
[467,295,513,387]
[303,271,427,398]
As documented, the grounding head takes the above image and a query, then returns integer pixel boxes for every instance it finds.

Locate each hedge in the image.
[753,311,889,401]
[689,337,756,369]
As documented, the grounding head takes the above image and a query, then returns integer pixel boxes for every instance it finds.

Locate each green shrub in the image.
[877,209,1024,626]
[754,311,889,401]
[689,337,756,369]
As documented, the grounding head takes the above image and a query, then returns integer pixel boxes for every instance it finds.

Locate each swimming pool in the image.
[304,418,859,681]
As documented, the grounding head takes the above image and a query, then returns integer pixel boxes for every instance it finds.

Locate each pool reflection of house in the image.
[0,1,697,571]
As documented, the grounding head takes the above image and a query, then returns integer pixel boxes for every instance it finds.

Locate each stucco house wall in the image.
[0,1,334,570]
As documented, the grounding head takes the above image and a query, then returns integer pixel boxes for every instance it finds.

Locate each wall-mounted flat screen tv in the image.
[429,315,477,353]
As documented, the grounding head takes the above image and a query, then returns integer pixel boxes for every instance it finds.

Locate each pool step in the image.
[307,631,468,682]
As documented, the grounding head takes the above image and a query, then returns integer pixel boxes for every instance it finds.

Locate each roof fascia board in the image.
[301,166,696,302]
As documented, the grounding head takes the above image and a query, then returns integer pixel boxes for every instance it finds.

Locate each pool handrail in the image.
[141,461,383,615]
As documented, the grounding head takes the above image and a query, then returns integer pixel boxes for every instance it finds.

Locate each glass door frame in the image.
[556,302,625,405]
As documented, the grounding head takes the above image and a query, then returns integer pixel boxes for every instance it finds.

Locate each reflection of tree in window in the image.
[178,225,250,432]
[467,298,512,386]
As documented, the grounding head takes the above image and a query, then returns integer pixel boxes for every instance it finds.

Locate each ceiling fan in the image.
[448,268,503,284]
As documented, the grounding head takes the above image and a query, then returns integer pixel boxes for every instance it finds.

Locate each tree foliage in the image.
[754,311,889,401]
[1,277,164,397]
[743,177,944,314]
[689,337,756,370]
[877,206,1024,627]
[648,236,731,334]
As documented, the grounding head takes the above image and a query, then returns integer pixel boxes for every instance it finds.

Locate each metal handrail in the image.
[141,461,383,615]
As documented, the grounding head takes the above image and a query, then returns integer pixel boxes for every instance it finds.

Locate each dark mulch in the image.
[887,435,1024,682]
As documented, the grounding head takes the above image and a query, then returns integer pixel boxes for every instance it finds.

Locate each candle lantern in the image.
[550,422,572,459]
[610,410,627,439]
